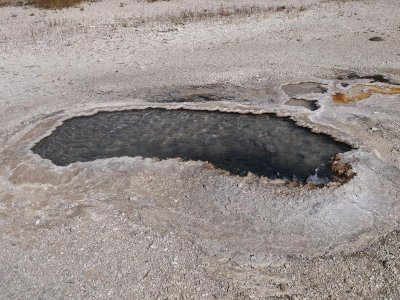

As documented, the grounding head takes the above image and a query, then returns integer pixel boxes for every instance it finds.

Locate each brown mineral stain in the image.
[333,84,400,103]
[330,154,356,184]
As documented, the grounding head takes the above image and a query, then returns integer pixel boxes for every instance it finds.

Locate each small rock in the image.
[284,263,289,269]
[382,259,390,268]
[369,36,384,42]
[278,283,289,292]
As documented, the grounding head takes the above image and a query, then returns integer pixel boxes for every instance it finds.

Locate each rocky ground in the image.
[1,0,400,299]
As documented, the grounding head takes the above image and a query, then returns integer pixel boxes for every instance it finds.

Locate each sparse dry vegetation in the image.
[0,0,362,9]
[33,0,85,9]
[0,0,17,7]
[115,3,311,28]
[0,0,91,9]
[168,3,314,24]
[171,4,290,23]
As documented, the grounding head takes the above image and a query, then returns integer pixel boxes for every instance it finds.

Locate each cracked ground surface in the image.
[1,0,400,299]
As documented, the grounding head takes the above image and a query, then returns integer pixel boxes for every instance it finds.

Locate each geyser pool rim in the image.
[29,105,356,185]
[30,105,354,182]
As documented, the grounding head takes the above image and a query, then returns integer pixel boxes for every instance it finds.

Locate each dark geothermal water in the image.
[32,108,352,183]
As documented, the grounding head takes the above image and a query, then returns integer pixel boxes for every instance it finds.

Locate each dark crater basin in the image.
[32,108,352,183]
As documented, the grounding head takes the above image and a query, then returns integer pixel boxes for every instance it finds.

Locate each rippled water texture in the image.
[32,108,352,183]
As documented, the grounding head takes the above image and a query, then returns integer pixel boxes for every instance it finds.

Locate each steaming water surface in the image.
[32,108,352,183]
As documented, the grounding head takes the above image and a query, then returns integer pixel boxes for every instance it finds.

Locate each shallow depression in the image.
[32,108,352,183]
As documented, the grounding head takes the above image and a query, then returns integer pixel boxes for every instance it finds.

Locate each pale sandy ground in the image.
[1,0,400,299]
